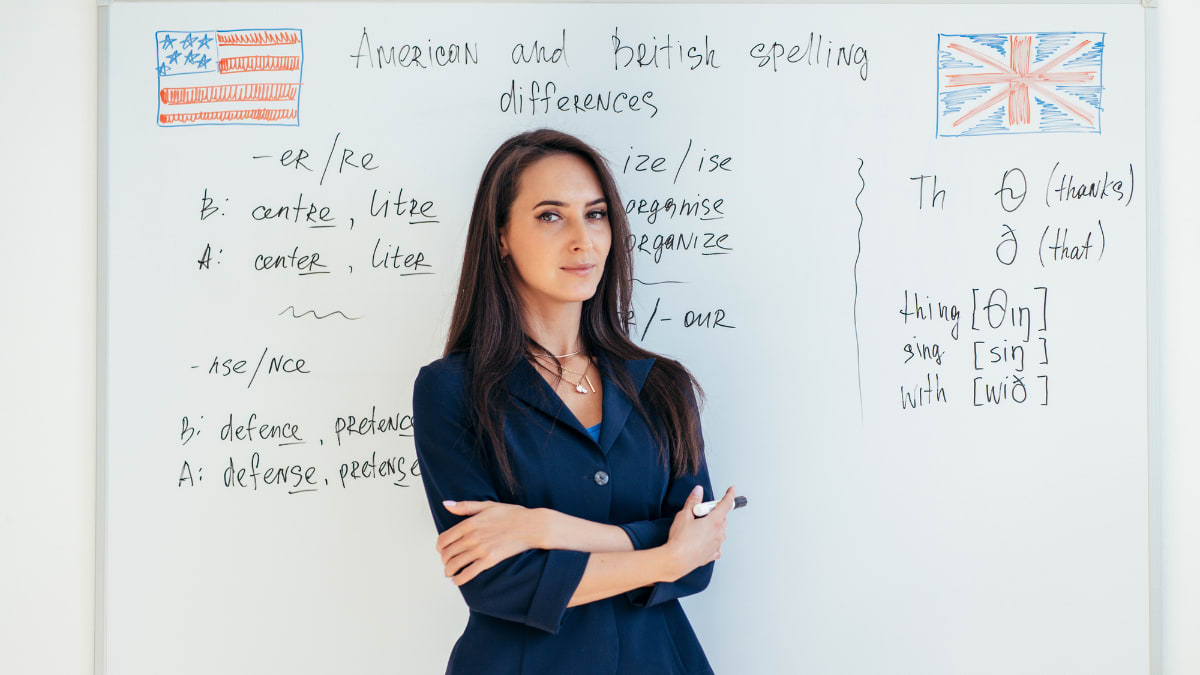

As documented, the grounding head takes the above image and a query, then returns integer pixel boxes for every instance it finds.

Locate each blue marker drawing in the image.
[154,28,304,127]
[936,32,1105,137]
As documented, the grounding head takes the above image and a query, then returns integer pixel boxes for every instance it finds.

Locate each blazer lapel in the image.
[507,357,589,439]
[596,351,655,455]
[506,351,656,455]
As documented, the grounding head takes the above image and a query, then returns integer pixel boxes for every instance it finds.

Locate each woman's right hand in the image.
[661,485,736,582]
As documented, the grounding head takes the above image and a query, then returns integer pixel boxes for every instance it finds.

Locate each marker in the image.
[693,495,748,517]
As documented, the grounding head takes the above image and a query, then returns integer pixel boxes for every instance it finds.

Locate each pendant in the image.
[575,384,589,394]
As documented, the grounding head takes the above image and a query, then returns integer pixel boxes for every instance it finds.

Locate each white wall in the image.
[1146,2,1200,674]
[0,0,97,673]
[0,1,1193,673]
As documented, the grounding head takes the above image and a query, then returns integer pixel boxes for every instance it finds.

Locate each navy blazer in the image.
[412,349,716,675]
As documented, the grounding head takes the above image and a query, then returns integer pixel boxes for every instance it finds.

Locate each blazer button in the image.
[593,470,609,486]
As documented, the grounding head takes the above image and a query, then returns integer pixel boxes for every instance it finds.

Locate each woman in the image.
[412,128,736,675]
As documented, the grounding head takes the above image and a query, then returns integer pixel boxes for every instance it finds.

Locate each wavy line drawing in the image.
[853,157,865,426]
[278,305,361,320]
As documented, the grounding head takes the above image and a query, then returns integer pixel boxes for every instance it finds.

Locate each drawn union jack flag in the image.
[936,32,1105,137]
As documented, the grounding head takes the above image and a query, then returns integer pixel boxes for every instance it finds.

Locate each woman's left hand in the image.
[437,500,545,586]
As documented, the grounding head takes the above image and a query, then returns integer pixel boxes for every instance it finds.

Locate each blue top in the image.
[412,350,715,675]
[586,421,602,442]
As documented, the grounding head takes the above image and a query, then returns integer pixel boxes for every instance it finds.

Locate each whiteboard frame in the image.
[94,2,1159,675]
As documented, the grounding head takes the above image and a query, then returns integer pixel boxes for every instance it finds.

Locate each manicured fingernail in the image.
[692,486,702,496]
[443,500,457,507]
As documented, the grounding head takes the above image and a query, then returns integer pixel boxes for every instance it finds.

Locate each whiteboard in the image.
[99,2,1149,673]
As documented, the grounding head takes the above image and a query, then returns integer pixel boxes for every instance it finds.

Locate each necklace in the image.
[532,354,596,394]
[532,351,587,373]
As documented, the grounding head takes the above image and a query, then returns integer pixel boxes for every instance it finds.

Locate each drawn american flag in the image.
[155,29,304,127]
[937,32,1104,137]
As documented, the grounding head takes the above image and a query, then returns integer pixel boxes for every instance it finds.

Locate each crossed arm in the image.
[439,502,679,608]
[412,364,727,633]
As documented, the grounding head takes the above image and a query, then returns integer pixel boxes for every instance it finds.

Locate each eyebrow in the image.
[532,197,607,209]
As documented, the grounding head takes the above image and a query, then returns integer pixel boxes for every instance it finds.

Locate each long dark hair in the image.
[444,128,705,496]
